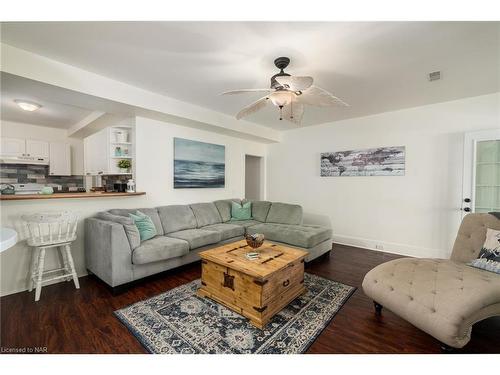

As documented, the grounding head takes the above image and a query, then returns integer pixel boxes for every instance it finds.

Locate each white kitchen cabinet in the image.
[84,125,134,176]
[49,142,71,176]
[84,129,110,175]
[26,140,49,158]
[0,138,50,158]
[1,137,26,156]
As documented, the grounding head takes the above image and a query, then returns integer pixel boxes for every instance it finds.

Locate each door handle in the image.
[282,279,290,287]
[464,198,471,203]
[463,207,471,212]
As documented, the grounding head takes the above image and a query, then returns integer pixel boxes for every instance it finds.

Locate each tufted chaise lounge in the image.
[362,213,500,350]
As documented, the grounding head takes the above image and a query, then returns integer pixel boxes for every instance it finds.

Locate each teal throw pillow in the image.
[231,201,252,220]
[129,210,157,241]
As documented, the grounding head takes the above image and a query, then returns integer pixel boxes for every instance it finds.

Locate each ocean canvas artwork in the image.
[174,138,225,188]
[321,146,405,176]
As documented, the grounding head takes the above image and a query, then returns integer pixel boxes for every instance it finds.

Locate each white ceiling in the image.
[1,22,499,130]
[1,76,93,129]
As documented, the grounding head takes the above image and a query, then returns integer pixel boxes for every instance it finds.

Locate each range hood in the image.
[0,155,49,165]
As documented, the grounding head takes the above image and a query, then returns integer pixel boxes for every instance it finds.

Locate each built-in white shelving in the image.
[84,122,135,176]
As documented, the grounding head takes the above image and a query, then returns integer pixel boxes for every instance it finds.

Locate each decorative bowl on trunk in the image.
[245,233,265,249]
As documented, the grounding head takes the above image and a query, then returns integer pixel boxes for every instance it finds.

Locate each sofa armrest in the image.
[302,212,332,229]
[85,218,134,287]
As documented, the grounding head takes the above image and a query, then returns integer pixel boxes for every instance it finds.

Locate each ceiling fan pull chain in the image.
[290,100,294,119]
[279,106,283,120]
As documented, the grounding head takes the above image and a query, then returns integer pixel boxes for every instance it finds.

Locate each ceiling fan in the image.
[222,57,349,125]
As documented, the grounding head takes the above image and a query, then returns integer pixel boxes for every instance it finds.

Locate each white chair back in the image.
[22,211,78,247]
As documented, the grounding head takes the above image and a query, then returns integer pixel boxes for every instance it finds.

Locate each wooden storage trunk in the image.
[197,240,307,329]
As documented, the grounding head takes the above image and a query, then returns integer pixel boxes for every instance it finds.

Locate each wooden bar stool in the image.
[22,211,80,301]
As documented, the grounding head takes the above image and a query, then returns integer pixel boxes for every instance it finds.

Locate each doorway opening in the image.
[245,154,264,200]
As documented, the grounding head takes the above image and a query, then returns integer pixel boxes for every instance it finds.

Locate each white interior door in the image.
[462,129,500,217]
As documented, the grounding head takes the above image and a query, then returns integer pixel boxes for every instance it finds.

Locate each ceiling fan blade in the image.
[282,102,304,125]
[275,76,313,91]
[221,89,273,95]
[297,85,349,107]
[236,96,269,120]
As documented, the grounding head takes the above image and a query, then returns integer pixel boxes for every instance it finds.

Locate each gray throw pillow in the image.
[97,212,141,250]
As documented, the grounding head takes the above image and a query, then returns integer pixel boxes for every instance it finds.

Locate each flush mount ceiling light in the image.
[222,57,349,125]
[14,99,42,112]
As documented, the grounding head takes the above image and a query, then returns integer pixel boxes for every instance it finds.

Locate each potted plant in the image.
[117,159,132,173]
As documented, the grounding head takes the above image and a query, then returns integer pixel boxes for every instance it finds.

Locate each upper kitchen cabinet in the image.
[84,124,135,176]
[1,137,26,156]
[1,138,49,158]
[49,142,71,176]
[26,140,49,158]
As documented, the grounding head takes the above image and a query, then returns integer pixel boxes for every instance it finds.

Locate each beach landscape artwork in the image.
[174,138,225,188]
[321,146,405,176]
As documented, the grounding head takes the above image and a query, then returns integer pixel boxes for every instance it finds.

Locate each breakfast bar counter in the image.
[0,192,146,201]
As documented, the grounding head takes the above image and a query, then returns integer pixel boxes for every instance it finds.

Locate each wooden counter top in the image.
[0,192,146,201]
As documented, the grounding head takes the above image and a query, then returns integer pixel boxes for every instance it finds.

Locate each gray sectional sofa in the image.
[85,199,332,289]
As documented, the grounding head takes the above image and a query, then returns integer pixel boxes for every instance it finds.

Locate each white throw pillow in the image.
[468,228,500,274]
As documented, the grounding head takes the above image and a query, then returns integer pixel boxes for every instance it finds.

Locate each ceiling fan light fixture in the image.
[269,91,292,107]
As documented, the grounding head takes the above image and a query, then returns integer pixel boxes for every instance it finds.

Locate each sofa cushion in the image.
[203,223,245,240]
[214,199,241,222]
[157,205,197,234]
[247,223,331,248]
[362,258,500,348]
[132,236,189,265]
[190,202,222,227]
[97,212,141,249]
[228,219,262,230]
[266,202,303,225]
[108,208,164,236]
[251,201,272,222]
[167,229,221,249]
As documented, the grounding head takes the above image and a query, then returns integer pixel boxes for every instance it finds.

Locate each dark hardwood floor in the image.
[1,244,499,354]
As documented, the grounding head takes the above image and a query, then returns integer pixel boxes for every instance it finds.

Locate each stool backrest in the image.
[22,211,79,247]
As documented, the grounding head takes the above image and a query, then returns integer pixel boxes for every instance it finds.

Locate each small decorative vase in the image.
[120,168,129,174]
[245,233,265,249]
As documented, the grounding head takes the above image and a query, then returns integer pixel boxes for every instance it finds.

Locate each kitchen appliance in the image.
[0,155,49,165]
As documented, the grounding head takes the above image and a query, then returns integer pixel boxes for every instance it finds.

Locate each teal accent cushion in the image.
[129,210,157,242]
[231,201,252,220]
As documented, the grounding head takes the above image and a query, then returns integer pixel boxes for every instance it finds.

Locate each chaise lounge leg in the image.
[440,343,456,353]
[373,301,383,314]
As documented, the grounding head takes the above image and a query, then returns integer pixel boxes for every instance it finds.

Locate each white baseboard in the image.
[332,234,450,259]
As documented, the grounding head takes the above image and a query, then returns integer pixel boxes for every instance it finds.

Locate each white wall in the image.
[0,120,85,175]
[266,93,500,258]
[0,116,267,296]
[134,117,267,206]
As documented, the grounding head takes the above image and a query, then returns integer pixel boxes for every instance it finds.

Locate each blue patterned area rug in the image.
[114,273,355,354]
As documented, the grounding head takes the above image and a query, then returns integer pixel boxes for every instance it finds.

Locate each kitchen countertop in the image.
[0,192,146,201]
